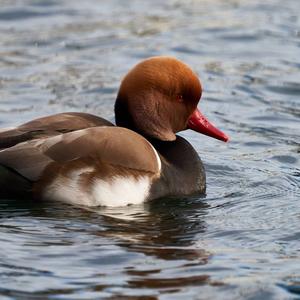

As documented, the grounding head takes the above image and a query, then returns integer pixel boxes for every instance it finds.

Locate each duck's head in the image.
[115,56,228,142]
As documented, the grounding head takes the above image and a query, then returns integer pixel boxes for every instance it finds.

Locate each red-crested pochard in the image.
[0,57,228,206]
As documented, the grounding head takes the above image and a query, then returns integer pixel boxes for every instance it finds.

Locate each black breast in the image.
[149,135,206,199]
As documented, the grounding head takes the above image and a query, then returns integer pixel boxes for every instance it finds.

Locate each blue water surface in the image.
[0,0,299,299]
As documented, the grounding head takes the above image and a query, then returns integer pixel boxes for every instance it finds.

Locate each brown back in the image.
[0,127,160,181]
[0,112,113,149]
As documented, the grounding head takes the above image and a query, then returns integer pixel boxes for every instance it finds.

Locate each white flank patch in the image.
[43,169,151,207]
[43,177,88,206]
[42,166,95,206]
[91,176,151,207]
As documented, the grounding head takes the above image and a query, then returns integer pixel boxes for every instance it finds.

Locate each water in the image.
[0,0,299,299]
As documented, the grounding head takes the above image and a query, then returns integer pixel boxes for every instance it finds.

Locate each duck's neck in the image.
[115,98,206,198]
[149,136,206,199]
[115,96,137,132]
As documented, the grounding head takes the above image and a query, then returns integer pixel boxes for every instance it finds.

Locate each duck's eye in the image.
[176,94,184,102]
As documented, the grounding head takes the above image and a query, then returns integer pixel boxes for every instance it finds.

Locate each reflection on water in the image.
[0,0,300,299]
[0,199,213,299]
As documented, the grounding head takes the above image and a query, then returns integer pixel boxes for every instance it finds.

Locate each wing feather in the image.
[0,127,160,181]
[0,112,113,149]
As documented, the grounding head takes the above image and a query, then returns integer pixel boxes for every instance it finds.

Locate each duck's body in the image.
[0,112,205,206]
[0,57,227,206]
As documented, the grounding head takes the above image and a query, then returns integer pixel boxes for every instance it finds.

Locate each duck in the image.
[0,56,228,207]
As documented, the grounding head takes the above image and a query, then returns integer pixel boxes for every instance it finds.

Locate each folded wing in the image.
[0,112,113,149]
[0,127,160,182]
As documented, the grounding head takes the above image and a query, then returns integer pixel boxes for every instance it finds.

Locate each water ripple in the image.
[0,0,300,299]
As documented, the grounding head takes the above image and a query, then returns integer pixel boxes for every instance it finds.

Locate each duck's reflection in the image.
[2,196,210,262]
[1,197,214,294]
[85,197,209,262]
[88,197,212,290]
